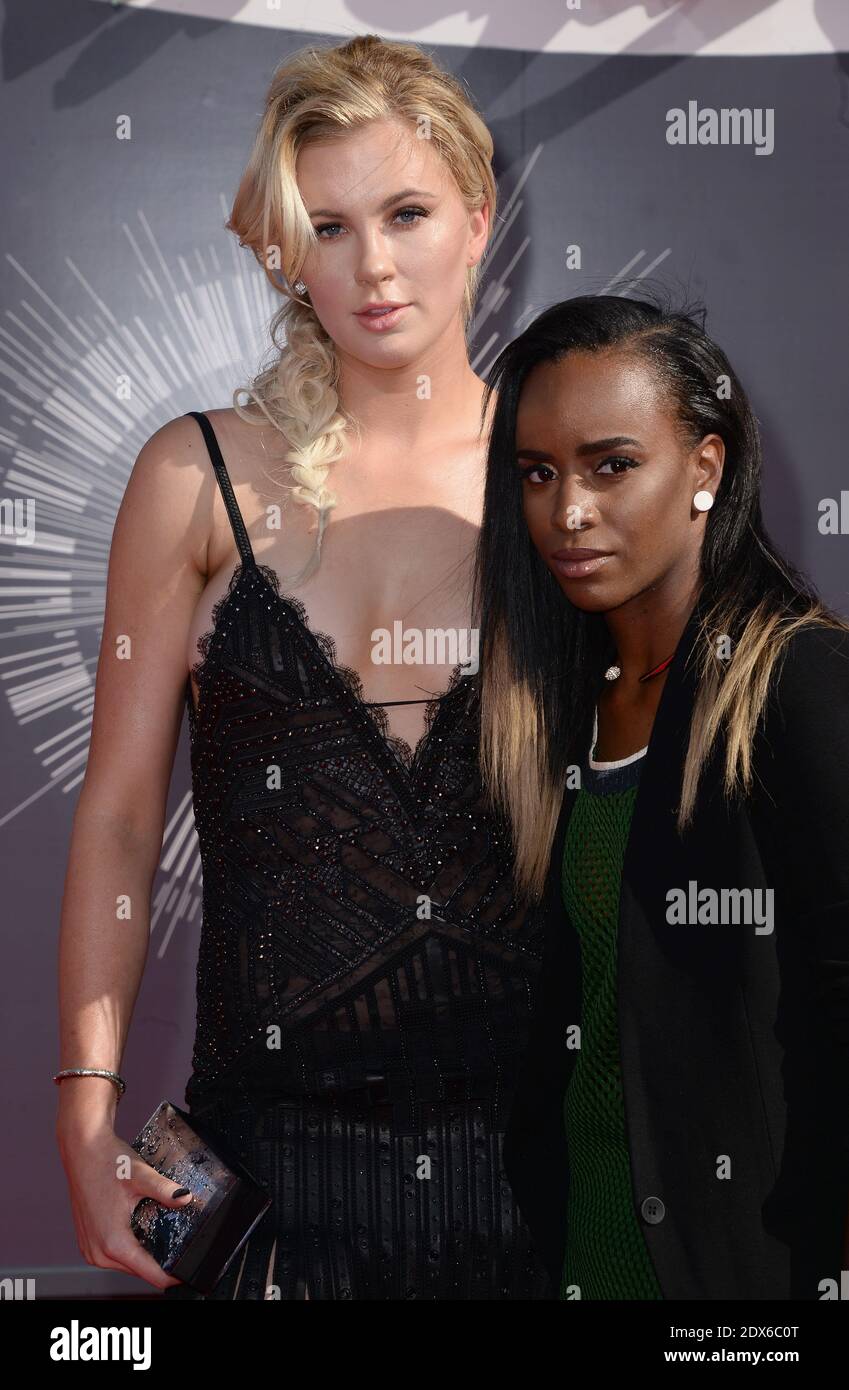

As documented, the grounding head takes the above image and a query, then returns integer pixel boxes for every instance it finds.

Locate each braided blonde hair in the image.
[227,34,498,583]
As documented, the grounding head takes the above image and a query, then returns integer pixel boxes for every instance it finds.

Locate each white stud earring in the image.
[293,280,307,295]
[693,490,714,512]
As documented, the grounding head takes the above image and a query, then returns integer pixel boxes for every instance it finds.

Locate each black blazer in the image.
[503,599,849,1300]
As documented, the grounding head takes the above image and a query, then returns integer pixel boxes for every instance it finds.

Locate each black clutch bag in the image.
[130,1100,272,1296]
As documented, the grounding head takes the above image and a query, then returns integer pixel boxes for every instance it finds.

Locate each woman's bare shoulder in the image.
[130,405,283,514]
[193,404,289,456]
[142,405,282,458]
[134,410,217,480]
[122,413,222,567]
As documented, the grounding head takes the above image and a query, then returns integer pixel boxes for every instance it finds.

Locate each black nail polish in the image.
[172,1186,191,1199]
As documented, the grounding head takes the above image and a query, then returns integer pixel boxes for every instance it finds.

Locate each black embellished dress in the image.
[162,410,553,1300]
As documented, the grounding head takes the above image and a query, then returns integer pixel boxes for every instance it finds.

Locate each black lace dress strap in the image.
[185,411,256,569]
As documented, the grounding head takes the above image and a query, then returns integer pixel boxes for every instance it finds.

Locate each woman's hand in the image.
[57,1118,193,1292]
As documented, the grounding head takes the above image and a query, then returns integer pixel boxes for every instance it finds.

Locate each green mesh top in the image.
[559,705,664,1301]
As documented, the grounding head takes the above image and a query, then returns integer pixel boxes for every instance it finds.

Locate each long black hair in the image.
[472,291,848,900]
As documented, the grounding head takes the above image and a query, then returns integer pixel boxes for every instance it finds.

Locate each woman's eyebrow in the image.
[515,436,643,462]
[575,435,644,456]
[308,187,438,218]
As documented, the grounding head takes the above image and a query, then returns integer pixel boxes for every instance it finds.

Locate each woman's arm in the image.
[754,624,849,1040]
[750,622,849,1266]
[55,414,211,1287]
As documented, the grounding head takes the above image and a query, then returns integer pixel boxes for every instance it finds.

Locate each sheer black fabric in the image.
[163,410,553,1299]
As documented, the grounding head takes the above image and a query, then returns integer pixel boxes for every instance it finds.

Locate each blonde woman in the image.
[474,293,849,1300]
[55,36,553,1300]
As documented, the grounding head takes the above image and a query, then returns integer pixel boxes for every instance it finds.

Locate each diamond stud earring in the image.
[693,490,714,512]
[293,280,307,295]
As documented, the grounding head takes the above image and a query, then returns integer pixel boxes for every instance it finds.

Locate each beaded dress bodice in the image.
[180,411,545,1126]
